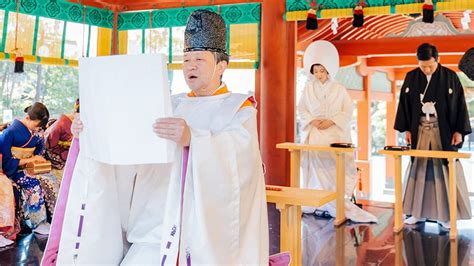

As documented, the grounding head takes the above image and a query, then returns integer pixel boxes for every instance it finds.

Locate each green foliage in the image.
[41,65,79,116]
[0,60,78,122]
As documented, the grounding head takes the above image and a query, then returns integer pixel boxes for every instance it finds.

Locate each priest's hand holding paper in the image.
[153,118,191,147]
[71,113,83,138]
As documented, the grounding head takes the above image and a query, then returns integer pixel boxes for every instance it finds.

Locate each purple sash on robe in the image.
[41,139,80,266]
[269,252,291,266]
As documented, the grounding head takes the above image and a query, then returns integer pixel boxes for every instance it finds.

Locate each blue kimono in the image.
[0,119,58,228]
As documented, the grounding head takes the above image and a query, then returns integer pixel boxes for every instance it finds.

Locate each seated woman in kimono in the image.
[298,41,377,223]
[0,102,59,235]
[44,99,79,181]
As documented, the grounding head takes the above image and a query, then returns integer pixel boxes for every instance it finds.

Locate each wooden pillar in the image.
[259,0,296,186]
[357,75,371,193]
[255,67,261,134]
[111,10,119,55]
[385,79,398,185]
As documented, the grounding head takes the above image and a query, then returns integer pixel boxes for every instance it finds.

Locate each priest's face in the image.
[183,51,226,96]
[418,58,438,76]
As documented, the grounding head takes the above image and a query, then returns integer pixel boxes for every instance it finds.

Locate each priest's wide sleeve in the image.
[186,107,268,264]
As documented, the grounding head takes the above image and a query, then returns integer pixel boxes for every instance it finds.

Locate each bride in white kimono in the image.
[298,41,377,223]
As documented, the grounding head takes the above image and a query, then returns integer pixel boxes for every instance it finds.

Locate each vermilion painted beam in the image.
[369,91,394,101]
[356,58,375,77]
[340,56,359,67]
[331,35,474,57]
[347,90,365,101]
[69,0,262,11]
[119,0,261,5]
[68,0,117,10]
[366,54,462,67]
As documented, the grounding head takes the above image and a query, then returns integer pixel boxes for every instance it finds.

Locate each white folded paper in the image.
[79,54,175,164]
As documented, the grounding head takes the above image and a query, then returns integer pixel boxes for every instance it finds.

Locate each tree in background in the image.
[0,60,78,122]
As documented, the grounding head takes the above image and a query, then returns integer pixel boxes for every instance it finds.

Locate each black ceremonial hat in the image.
[184,9,227,55]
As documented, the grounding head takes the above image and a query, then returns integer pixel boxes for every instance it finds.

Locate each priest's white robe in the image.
[298,79,378,223]
[159,91,269,265]
[43,140,172,265]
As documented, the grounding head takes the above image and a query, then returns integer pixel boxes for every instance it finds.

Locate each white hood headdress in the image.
[303,40,340,80]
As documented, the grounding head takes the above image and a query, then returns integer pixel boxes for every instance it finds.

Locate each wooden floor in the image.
[268,201,474,265]
[1,202,473,265]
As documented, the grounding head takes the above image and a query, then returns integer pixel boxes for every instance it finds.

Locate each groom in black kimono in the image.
[394,43,472,229]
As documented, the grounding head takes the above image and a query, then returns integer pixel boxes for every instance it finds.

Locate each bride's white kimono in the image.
[159,87,269,265]
[298,79,378,223]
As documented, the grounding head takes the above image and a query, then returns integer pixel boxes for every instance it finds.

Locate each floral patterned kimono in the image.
[0,119,59,228]
[0,172,20,240]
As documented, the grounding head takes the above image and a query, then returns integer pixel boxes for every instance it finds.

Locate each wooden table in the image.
[266,185,335,265]
[267,142,355,265]
[378,149,471,239]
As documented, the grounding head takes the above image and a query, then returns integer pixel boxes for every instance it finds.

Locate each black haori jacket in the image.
[394,64,472,163]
